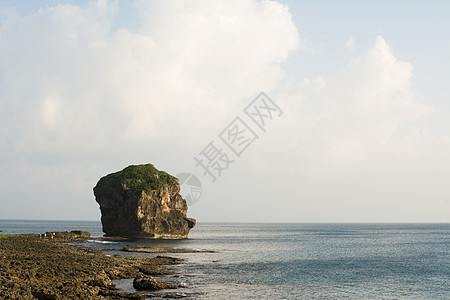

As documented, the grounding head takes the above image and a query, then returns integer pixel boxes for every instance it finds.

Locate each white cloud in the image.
[241,35,450,222]
[0,0,300,153]
[0,0,300,219]
[280,36,434,168]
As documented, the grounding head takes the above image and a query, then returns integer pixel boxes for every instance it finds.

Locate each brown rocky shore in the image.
[0,232,185,299]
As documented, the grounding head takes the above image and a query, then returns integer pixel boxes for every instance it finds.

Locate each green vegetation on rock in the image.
[168,217,184,226]
[97,164,178,197]
[0,234,14,239]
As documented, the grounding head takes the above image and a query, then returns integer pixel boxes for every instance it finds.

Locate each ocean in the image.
[1,220,449,299]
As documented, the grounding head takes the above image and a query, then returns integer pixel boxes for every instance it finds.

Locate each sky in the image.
[0,0,448,222]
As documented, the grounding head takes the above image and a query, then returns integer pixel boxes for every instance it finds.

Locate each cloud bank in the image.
[230,36,449,222]
[0,0,300,219]
[0,1,448,222]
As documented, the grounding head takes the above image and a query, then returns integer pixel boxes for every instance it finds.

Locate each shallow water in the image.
[1,220,449,299]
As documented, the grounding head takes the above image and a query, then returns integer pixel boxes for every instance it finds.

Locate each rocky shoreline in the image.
[0,232,187,299]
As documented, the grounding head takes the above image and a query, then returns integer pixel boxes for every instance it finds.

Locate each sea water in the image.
[1,220,448,299]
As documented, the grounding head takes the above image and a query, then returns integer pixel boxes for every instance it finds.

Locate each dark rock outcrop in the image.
[49,231,91,240]
[132,275,178,291]
[94,164,196,238]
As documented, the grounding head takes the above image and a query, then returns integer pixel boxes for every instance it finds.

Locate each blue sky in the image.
[0,0,448,222]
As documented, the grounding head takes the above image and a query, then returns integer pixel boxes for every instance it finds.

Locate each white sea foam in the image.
[87,239,117,244]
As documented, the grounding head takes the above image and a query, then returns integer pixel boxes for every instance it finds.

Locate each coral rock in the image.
[94,164,196,238]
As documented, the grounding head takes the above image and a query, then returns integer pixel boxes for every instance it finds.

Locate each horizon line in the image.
[0,218,449,224]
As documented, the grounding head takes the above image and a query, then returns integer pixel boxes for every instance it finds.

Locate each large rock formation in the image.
[93,164,196,238]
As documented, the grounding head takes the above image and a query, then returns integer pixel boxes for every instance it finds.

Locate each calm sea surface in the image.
[1,220,449,299]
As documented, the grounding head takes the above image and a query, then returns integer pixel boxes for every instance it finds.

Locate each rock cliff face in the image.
[93,164,196,238]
